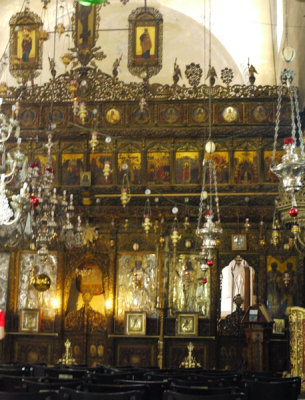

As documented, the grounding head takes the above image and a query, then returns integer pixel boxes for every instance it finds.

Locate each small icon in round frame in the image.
[222,106,238,122]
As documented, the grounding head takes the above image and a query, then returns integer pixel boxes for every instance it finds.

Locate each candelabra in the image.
[0,99,31,245]
[25,132,84,256]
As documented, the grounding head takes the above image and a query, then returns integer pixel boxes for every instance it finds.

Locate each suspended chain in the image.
[272,85,283,165]
[289,85,297,142]
[196,160,207,233]
[292,85,305,160]
[213,161,221,223]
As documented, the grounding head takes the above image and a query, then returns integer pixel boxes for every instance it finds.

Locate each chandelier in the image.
[25,131,84,257]
[270,69,305,252]
[0,99,31,245]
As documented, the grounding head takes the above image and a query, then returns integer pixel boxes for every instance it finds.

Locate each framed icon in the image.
[231,234,247,251]
[80,171,91,187]
[19,309,40,332]
[222,106,238,122]
[125,312,146,335]
[177,313,198,336]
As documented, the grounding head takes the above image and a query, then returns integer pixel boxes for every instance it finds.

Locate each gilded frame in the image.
[125,312,146,336]
[19,308,40,332]
[9,8,43,79]
[176,313,198,336]
[128,7,163,79]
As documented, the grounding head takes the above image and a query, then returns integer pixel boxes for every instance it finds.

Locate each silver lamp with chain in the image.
[270,69,305,252]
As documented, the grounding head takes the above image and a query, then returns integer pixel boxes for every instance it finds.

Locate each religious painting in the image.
[266,255,297,318]
[252,104,269,122]
[263,150,283,182]
[132,107,150,124]
[32,154,56,171]
[136,26,156,60]
[125,312,146,336]
[161,106,180,124]
[117,152,141,185]
[233,151,258,184]
[9,8,43,78]
[19,309,40,332]
[48,108,65,125]
[90,153,113,185]
[65,258,108,321]
[128,7,163,78]
[61,153,84,186]
[80,171,91,187]
[105,108,121,125]
[170,254,210,318]
[273,318,285,335]
[222,106,238,123]
[177,313,198,336]
[20,109,36,127]
[73,3,99,66]
[17,251,58,312]
[175,151,199,184]
[205,152,229,183]
[0,253,10,310]
[117,254,157,319]
[147,151,170,185]
[192,105,208,123]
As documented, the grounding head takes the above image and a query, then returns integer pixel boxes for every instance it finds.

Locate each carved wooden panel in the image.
[116,340,157,367]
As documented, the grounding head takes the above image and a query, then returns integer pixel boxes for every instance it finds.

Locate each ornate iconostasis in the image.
[0,0,302,372]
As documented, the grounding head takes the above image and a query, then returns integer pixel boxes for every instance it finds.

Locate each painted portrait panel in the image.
[76,3,97,49]
[222,106,238,123]
[117,152,141,185]
[162,106,179,124]
[17,27,36,63]
[105,108,121,125]
[192,106,208,123]
[61,153,84,186]
[206,152,229,183]
[117,254,157,319]
[233,151,258,184]
[90,153,113,185]
[253,104,269,122]
[175,151,199,184]
[49,108,65,125]
[266,256,297,318]
[147,151,170,185]
[135,26,155,60]
[20,109,36,127]
[132,107,150,124]
[32,154,56,171]
[263,150,283,182]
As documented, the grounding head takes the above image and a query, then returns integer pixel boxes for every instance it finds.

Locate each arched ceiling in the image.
[0,0,304,105]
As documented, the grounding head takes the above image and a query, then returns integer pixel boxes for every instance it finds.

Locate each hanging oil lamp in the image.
[89,131,99,152]
[61,53,72,70]
[78,102,88,124]
[170,213,181,247]
[103,161,111,181]
[142,190,152,235]
[120,167,131,208]
[67,80,79,97]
